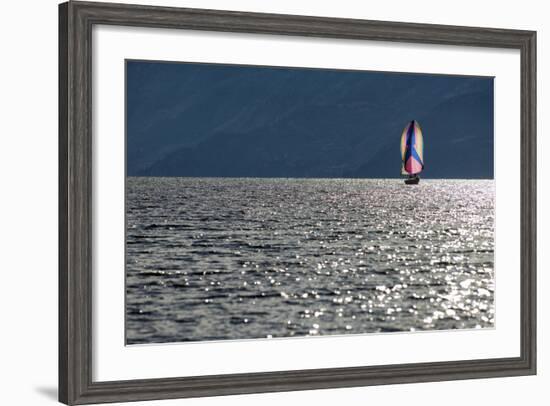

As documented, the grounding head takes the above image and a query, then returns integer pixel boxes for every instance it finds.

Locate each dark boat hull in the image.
[404,176,420,185]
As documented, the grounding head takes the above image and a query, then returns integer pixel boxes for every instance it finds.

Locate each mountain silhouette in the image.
[127,61,493,179]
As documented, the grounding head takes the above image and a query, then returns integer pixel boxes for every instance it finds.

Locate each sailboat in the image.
[400,120,424,185]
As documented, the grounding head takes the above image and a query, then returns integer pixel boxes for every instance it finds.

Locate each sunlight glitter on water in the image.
[126,178,494,344]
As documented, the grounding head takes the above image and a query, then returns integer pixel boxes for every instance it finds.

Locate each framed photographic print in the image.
[59,1,536,404]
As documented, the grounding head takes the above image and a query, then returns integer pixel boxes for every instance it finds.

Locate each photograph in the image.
[125,60,495,345]
[51,1,538,404]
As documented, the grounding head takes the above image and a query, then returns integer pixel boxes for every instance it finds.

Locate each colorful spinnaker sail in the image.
[401,120,424,175]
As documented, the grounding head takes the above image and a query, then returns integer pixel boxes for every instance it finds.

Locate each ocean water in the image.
[126,177,494,344]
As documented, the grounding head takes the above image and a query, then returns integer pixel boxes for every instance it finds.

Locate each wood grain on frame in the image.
[59,1,536,404]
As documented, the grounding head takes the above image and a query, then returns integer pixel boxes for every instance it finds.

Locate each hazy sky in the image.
[126,60,494,179]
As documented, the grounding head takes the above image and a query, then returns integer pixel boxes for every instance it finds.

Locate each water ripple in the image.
[126,177,494,344]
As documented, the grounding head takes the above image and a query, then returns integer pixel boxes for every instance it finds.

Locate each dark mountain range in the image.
[127,61,493,178]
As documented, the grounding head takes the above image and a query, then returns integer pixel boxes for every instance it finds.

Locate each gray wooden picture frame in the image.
[59,1,537,404]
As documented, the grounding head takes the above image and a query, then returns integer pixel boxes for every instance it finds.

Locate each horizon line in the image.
[126,175,494,180]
